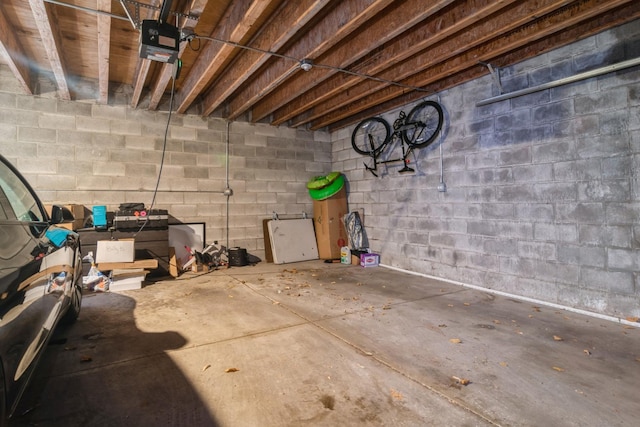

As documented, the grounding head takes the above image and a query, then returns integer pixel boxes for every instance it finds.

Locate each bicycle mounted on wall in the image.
[351,100,444,177]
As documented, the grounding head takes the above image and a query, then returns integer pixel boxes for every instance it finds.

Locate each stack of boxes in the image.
[44,204,86,230]
[312,187,379,266]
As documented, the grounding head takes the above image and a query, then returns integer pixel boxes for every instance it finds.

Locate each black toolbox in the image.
[113,209,169,230]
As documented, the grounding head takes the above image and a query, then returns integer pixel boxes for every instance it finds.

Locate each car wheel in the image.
[61,283,82,325]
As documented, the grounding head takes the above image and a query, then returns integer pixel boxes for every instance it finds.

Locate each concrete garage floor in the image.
[10,261,640,427]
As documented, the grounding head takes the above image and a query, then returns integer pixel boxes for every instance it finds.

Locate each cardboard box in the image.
[109,276,145,291]
[351,249,368,265]
[360,253,380,267]
[191,263,209,273]
[109,268,147,292]
[313,186,348,260]
[44,204,86,230]
[96,239,135,263]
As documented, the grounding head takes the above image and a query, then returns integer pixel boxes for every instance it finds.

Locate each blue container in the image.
[93,205,107,229]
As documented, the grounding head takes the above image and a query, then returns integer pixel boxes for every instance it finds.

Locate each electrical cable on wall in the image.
[133,59,180,236]
[224,120,232,252]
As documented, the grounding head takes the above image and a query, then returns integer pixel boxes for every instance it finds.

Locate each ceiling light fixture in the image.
[300,59,313,71]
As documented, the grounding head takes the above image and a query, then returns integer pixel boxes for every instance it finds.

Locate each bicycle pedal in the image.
[399,166,414,174]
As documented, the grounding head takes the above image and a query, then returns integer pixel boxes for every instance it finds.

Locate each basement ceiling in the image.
[1,0,639,131]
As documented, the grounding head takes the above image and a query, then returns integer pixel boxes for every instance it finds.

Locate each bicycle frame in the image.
[351,99,444,177]
[363,112,418,177]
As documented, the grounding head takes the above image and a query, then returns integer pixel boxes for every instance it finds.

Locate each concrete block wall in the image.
[0,68,331,259]
[333,19,640,319]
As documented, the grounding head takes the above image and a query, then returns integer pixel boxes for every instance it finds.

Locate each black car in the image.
[0,154,82,424]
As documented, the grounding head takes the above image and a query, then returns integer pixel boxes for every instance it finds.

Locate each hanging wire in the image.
[194,35,431,94]
[133,62,177,236]
[42,0,431,94]
[148,72,175,211]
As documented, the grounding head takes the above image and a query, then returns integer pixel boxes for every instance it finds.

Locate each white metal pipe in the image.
[476,57,640,106]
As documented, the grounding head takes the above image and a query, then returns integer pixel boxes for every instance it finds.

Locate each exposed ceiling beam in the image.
[131,59,152,107]
[268,0,515,125]
[225,0,396,121]
[148,0,207,110]
[329,0,640,132]
[2,0,634,131]
[130,0,162,108]
[198,0,331,117]
[322,0,640,130]
[253,0,458,125]
[0,9,33,94]
[28,0,70,100]
[175,0,281,114]
[288,0,566,128]
[97,0,111,104]
[315,0,632,129]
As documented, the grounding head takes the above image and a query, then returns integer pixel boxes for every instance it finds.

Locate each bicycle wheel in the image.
[351,117,391,156]
[402,100,443,148]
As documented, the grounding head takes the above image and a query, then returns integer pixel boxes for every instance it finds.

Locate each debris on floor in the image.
[452,376,470,386]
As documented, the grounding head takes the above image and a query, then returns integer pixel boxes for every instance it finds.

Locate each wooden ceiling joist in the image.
[287,0,572,129]
[97,0,111,104]
[2,0,638,131]
[147,0,208,110]
[319,0,638,131]
[130,0,163,108]
[28,0,70,100]
[224,0,396,121]
[175,0,280,114]
[0,10,33,94]
[198,0,330,117]
[266,0,519,128]
[251,0,459,125]
[329,0,640,132]
[130,58,152,107]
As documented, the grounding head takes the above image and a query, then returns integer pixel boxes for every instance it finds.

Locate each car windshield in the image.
[0,159,44,222]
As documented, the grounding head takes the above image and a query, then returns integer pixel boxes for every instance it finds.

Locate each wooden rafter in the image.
[288,0,571,128]
[268,0,524,125]
[253,0,459,125]
[175,0,280,114]
[130,0,163,108]
[97,0,111,104]
[225,0,396,121]
[0,9,33,94]
[148,0,207,111]
[28,0,70,100]
[198,0,330,117]
[131,59,151,107]
[331,0,640,132]
[321,0,638,131]
[2,0,638,131]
